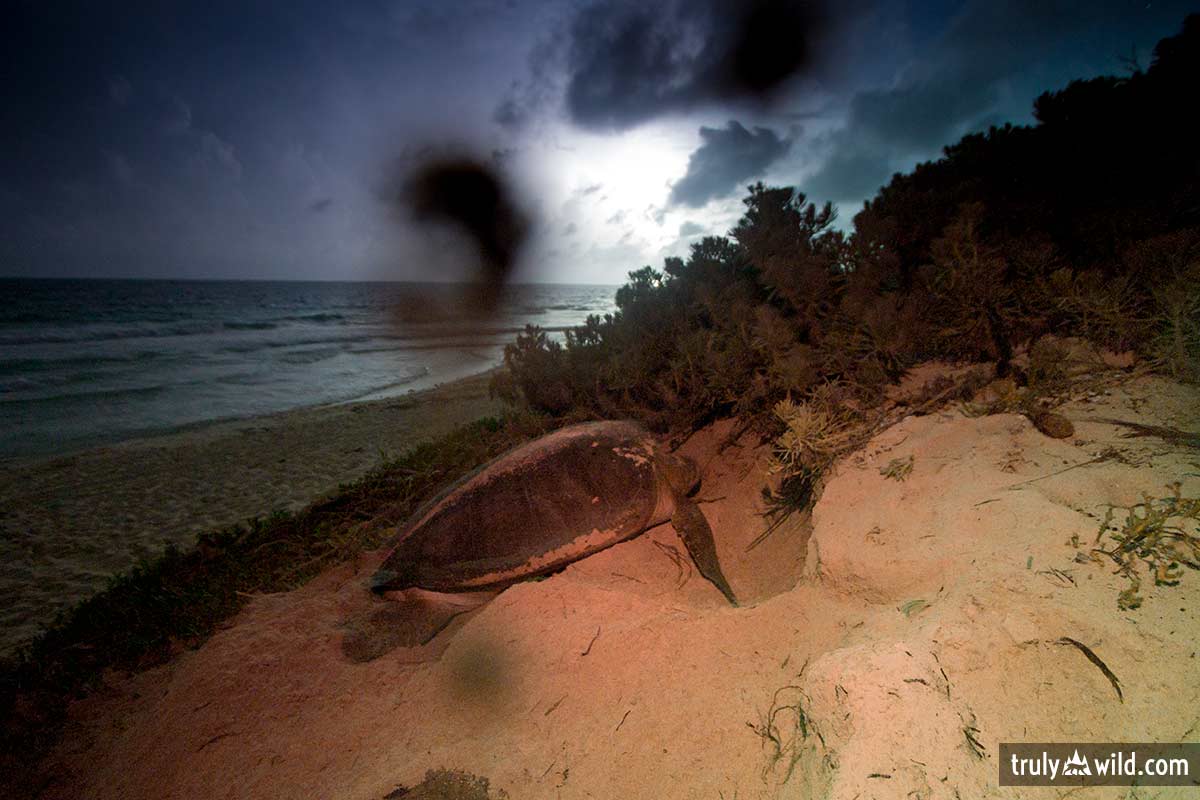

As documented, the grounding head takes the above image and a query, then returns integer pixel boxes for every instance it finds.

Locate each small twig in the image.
[1005,455,1110,489]
[1093,418,1200,449]
[544,695,567,716]
[1037,567,1077,586]
[652,539,691,587]
[963,726,987,760]
[580,627,600,657]
[615,709,632,732]
[1056,637,1123,702]
[197,730,239,752]
[932,651,951,698]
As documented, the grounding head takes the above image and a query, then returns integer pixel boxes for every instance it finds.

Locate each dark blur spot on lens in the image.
[405,158,530,313]
[721,0,828,99]
[445,638,512,708]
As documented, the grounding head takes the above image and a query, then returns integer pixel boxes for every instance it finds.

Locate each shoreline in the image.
[0,359,504,468]
[0,370,505,658]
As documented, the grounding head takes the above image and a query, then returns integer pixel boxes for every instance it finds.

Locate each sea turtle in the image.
[342,420,736,662]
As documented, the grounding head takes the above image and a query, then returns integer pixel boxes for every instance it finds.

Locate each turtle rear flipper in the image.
[340,589,495,663]
[671,498,738,607]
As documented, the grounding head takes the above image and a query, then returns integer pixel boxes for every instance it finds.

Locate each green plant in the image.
[881,456,914,482]
[1093,483,1200,609]
[1146,244,1200,382]
[770,395,864,477]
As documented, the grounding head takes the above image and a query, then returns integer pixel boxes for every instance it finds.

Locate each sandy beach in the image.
[27,367,1200,799]
[0,372,503,659]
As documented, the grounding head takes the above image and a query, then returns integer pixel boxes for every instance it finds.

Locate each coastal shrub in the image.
[1137,230,1200,382]
[493,13,1200,518]
[921,203,1017,371]
[497,187,853,433]
[491,326,575,415]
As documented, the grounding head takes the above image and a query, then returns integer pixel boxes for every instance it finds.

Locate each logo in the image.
[1062,749,1091,777]
[1000,743,1199,787]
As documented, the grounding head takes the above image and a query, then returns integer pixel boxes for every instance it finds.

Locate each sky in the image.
[1,0,1193,285]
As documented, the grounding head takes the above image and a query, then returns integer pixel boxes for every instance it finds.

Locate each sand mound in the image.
[36,372,1200,799]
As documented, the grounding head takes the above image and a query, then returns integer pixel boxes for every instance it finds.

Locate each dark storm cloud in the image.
[1,0,545,280]
[678,221,705,237]
[802,0,1197,205]
[669,121,791,208]
[552,0,831,131]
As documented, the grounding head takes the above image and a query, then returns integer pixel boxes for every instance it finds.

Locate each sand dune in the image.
[32,370,1200,799]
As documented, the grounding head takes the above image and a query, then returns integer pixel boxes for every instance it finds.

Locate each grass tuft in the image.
[881,456,914,482]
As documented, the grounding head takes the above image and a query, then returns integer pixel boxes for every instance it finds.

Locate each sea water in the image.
[0,279,616,461]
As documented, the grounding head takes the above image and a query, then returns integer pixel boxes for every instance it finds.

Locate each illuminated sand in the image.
[37,373,1200,800]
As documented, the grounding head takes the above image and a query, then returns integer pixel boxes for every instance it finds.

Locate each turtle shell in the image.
[372,421,663,592]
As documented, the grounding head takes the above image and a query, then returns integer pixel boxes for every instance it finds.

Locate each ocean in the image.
[0,279,617,461]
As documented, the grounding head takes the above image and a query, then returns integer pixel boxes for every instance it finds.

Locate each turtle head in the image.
[655,451,701,497]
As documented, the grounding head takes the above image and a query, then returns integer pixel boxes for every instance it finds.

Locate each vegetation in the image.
[1093,483,1200,611]
[384,768,510,800]
[0,414,547,791]
[880,456,914,483]
[495,14,1199,508]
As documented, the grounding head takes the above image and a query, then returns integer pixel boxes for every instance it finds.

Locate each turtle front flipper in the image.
[671,496,738,607]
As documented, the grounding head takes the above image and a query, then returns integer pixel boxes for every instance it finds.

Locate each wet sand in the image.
[0,372,503,658]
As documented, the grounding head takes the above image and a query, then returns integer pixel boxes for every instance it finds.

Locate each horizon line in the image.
[0,275,623,287]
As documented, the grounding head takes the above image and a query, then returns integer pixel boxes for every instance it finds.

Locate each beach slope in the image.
[34,372,1200,799]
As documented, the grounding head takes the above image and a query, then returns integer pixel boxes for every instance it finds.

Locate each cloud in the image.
[801,148,894,205]
[163,96,193,135]
[309,197,333,213]
[546,0,830,131]
[108,76,132,106]
[195,131,243,181]
[669,121,791,208]
[492,97,525,128]
[800,0,1197,205]
[678,221,705,237]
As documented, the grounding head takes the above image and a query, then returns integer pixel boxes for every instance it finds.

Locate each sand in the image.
[25,368,1200,799]
[0,373,503,659]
